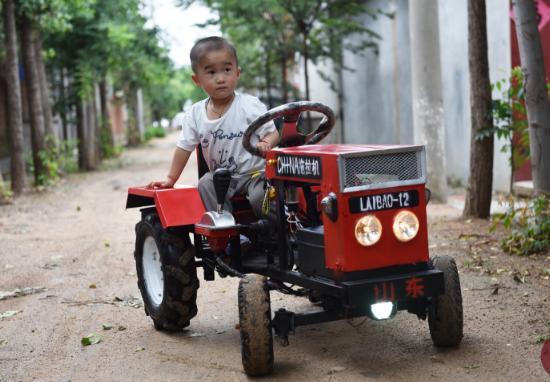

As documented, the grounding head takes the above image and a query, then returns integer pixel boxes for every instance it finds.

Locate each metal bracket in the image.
[271,308,295,346]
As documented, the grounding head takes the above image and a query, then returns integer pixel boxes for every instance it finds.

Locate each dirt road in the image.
[1,132,549,381]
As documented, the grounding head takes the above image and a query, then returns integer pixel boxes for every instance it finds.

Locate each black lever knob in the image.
[213,168,231,212]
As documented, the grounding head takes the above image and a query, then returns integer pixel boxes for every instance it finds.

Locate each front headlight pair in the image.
[354,211,419,246]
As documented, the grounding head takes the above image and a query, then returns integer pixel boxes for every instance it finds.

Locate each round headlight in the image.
[393,211,419,242]
[355,215,382,246]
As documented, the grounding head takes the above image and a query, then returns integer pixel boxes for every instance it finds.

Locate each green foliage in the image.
[477,67,530,174]
[492,195,550,256]
[147,67,205,122]
[99,127,123,159]
[31,136,78,186]
[144,126,167,141]
[0,177,13,201]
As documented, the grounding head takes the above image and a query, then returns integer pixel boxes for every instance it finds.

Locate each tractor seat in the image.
[231,194,256,224]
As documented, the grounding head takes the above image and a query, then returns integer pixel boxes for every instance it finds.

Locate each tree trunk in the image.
[126,88,140,147]
[2,0,26,194]
[35,36,55,142]
[281,54,288,103]
[93,83,102,161]
[265,49,273,108]
[464,0,494,218]
[99,79,114,156]
[409,0,447,202]
[59,67,68,140]
[302,32,310,101]
[21,16,47,185]
[513,0,550,194]
[76,99,86,170]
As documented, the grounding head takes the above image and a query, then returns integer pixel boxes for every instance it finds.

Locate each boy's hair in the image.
[190,36,238,73]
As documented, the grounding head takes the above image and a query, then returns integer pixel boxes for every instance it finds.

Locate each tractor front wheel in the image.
[134,213,199,331]
[428,255,463,347]
[238,275,274,376]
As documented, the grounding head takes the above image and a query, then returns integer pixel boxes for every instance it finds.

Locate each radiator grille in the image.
[342,150,424,191]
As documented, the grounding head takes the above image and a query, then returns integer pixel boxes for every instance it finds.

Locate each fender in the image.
[126,186,205,228]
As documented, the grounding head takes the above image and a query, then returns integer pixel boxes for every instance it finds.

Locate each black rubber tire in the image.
[134,213,199,331]
[238,275,274,376]
[428,255,463,347]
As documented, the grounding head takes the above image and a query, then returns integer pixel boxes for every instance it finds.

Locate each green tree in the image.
[464,0,494,218]
[2,0,27,194]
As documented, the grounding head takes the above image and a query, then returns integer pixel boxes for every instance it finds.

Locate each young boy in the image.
[147,36,279,218]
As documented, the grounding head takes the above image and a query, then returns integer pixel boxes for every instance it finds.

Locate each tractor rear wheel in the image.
[238,275,274,376]
[428,255,463,347]
[134,212,199,331]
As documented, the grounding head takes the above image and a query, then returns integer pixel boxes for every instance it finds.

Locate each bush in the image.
[492,195,550,256]
[144,126,166,141]
[28,136,78,186]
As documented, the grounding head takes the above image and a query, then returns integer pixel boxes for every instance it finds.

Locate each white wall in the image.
[306,0,512,192]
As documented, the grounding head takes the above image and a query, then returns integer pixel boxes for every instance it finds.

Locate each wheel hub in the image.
[142,236,164,307]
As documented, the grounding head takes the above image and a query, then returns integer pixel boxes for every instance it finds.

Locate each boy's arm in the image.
[147,147,192,189]
[257,130,280,156]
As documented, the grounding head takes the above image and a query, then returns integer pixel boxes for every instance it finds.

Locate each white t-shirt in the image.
[176,93,276,175]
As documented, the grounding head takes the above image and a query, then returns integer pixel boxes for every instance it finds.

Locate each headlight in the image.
[354,215,382,246]
[393,210,419,242]
[370,302,395,320]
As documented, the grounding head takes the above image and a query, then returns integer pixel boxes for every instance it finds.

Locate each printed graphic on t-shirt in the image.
[176,93,276,176]
[212,148,238,173]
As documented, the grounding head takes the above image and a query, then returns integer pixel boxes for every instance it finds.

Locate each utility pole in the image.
[409,0,447,202]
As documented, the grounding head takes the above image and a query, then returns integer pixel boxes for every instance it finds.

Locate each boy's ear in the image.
[192,73,201,86]
[236,67,241,79]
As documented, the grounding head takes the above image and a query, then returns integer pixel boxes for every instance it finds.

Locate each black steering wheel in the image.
[243,101,335,157]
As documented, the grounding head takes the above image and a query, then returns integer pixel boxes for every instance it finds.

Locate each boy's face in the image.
[192,49,240,100]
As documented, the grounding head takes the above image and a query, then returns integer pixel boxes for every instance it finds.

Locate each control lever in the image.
[213,168,231,214]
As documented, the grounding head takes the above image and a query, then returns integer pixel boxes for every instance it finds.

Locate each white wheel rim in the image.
[143,236,164,307]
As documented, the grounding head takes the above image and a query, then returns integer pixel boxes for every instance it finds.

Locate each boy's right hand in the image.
[146,177,175,189]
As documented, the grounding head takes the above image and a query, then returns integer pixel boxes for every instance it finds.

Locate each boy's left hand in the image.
[256,141,271,157]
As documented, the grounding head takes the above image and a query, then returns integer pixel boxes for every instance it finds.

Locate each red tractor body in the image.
[265,144,429,273]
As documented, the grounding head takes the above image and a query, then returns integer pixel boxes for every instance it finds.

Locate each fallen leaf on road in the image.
[0,339,7,347]
[81,333,101,346]
[512,273,525,283]
[135,347,145,352]
[430,355,444,364]
[102,324,113,330]
[215,329,225,335]
[113,296,143,308]
[328,366,346,374]
[0,287,47,301]
[464,364,480,370]
[118,325,127,331]
[41,263,59,270]
[0,310,21,320]
[188,332,205,337]
[89,284,97,289]
[104,241,110,248]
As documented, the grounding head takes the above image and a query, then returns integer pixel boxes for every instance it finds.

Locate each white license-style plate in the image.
[349,190,419,213]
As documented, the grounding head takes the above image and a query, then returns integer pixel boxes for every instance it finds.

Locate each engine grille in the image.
[341,148,425,192]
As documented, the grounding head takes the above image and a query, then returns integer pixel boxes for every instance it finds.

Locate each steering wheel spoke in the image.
[243,101,336,157]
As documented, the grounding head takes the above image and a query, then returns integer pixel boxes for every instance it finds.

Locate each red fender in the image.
[126,186,205,228]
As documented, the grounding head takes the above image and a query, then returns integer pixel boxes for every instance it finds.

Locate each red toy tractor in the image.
[126,102,463,376]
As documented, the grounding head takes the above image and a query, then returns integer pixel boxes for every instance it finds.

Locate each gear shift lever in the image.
[213,168,231,214]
